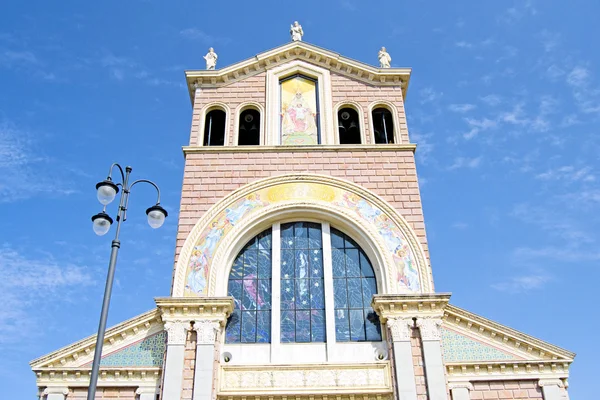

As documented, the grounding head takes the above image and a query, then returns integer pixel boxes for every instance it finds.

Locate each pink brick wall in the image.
[469,381,543,399]
[172,148,431,290]
[69,387,137,399]
[411,327,428,400]
[181,329,197,400]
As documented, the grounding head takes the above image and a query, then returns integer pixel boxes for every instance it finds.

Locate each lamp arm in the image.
[107,163,126,184]
[129,179,162,204]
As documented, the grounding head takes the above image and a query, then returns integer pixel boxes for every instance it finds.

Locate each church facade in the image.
[31,40,574,400]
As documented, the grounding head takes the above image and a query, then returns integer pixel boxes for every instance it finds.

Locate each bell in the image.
[338,122,346,132]
[250,124,258,132]
[349,121,357,130]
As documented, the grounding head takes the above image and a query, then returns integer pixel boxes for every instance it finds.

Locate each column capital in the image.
[136,385,160,395]
[416,317,443,341]
[164,320,190,345]
[156,296,234,325]
[43,387,69,396]
[448,381,474,391]
[386,316,413,342]
[193,320,221,344]
[371,293,451,323]
[538,379,565,388]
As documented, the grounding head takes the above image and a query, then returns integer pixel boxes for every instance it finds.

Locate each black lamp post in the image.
[87,163,168,400]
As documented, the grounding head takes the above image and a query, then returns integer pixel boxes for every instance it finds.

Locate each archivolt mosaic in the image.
[184,182,421,297]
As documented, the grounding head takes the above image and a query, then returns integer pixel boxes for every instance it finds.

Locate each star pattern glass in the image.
[280,222,325,343]
[331,228,382,342]
[225,229,272,343]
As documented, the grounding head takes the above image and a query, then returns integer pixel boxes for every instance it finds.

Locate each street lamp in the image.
[87,163,168,400]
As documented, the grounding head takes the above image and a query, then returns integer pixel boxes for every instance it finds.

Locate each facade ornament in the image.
[448,382,474,391]
[43,387,69,396]
[164,320,188,345]
[193,320,221,344]
[290,21,304,42]
[378,47,392,68]
[538,379,565,388]
[416,317,443,340]
[386,317,413,342]
[204,47,218,70]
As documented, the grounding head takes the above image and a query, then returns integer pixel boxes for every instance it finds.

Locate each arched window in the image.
[225,228,272,343]
[338,107,361,144]
[238,109,260,146]
[372,107,394,144]
[203,109,226,146]
[225,222,381,345]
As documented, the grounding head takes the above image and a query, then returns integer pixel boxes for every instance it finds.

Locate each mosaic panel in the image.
[98,331,166,367]
[441,328,519,362]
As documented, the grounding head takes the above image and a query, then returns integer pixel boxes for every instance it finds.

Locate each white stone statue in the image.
[290,21,304,42]
[203,47,218,70]
[378,47,392,68]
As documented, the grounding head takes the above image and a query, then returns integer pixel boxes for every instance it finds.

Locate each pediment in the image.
[30,308,164,369]
[185,41,411,103]
[442,305,574,363]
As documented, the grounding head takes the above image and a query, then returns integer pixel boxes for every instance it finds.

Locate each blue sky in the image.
[0,0,597,398]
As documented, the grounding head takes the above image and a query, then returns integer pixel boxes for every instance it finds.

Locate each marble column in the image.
[162,320,189,400]
[42,387,69,400]
[136,385,160,400]
[416,317,447,400]
[192,320,222,400]
[387,317,418,400]
[448,382,473,400]
[538,379,565,400]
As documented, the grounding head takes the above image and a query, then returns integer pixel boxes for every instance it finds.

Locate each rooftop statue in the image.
[378,47,391,68]
[204,47,218,70]
[290,21,304,42]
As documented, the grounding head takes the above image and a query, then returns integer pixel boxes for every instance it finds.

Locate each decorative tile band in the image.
[441,328,518,362]
[98,332,166,367]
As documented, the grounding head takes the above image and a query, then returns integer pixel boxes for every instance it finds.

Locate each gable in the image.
[88,331,166,367]
[441,327,522,362]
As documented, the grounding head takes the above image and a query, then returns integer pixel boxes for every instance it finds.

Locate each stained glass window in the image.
[280,222,326,342]
[225,229,272,343]
[331,228,382,341]
[280,75,320,145]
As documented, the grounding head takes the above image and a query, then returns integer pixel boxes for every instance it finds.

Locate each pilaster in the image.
[42,387,69,400]
[538,379,565,400]
[156,297,234,400]
[447,382,473,400]
[372,293,451,400]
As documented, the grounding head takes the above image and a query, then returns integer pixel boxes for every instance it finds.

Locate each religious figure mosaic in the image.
[280,76,319,145]
[183,182,421,297]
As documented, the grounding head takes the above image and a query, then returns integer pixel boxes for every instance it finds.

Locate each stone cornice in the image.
[185,41,411,104]
[33,367,162,388]
[444,305,575,361]
[30,308,162,369]
[182,144,417,154]
[155,296,234,325]
[445,360,571,382]
[371,293,451,322]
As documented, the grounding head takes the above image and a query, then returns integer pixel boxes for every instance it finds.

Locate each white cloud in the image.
[535,165,595,183]
[462,117,497,139]
[539,30,561,53]
[0,245,95,343]
[410,131,435,165]
[454,41,473,49]
[546,64,565,80]
[491,274,551,293]
[419,87,443,104]
[338,0,357,11]
[0,50,38,66]
[512,203,593,243]
[448,156,482,170]
[513,246,600,262]
[480,94,502,106]
[448,103,476,113]
[566,66,589,87]
[179,28,231,45]
[451,222,468,230]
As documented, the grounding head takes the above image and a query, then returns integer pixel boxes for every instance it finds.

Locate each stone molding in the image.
[219,363,392,395]
[184,41,411,104]
[193,320,221,344]
[155,296,234,324]
[30,308,163,369]
[164,321,189,345]
[33,367,162,388]
[444,304,576,361]
[386,317,413,342]
[446,360,571,382]
[136,385,160,394]
[371,293,451,322]
[182,144,417,153]
[173,173,433,297]
[43,387,69,395]
[447,382,474,391]
[538,379,565,388]
[416,317,443,341]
